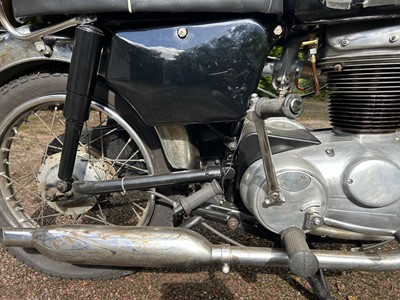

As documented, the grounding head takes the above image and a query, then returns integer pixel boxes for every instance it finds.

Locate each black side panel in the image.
[106,19,271,125]
[12,0,283,18]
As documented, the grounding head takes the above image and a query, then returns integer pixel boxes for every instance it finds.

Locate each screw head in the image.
[325,148,334,156]
[177,28,188,39]
[390,34,399,43]
[341,39,350,47]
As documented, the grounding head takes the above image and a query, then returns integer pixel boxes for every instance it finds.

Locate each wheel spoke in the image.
[131,205,141,219]
[104,137,133,178]
[0,172,43,201]
[82,214,114,225]
[43,106,60,159]
[9,138,62,152]
[26,118,48,156]
[11,128,39,181]
[30,212,63,221]
[33,111,64,147]
[86,127,118,146]
[131,200,145,212]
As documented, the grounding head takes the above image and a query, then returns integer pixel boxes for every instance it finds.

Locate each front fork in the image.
[57,25,104,191]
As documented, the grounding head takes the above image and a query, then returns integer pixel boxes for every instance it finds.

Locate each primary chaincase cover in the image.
[106,19,270,125]
[240,130,400,237]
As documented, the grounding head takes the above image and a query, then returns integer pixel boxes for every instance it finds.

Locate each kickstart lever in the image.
[247,93,304,207]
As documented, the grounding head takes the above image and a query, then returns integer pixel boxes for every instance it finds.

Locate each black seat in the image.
[12,0,283,18]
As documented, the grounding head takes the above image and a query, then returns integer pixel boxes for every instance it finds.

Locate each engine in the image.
[239,20,400,239]
[319,20,400,134]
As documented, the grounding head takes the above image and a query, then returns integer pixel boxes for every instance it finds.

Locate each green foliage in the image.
[258,46,329,101]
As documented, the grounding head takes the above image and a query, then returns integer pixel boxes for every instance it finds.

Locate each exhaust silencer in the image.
[1,226,216,268]
[2,226,400,272]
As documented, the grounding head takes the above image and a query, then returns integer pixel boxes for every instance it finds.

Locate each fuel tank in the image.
[106,19,271,125]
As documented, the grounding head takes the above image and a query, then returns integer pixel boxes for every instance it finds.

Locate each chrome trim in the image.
[0,1,96,41]
[0,31,73,82]
[3,225,400,272]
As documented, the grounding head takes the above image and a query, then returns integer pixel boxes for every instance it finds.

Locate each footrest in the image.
[281,226,319,277]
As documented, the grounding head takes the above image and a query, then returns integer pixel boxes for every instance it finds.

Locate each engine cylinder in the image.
[321,56,400,133]
[318,19,400,134]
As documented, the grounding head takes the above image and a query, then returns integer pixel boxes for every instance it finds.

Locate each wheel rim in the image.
[0,94,156,228]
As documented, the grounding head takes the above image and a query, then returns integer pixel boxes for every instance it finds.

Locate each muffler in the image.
[2,225,400,272]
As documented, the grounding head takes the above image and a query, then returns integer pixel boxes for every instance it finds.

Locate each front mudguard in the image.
[0,27,73,85]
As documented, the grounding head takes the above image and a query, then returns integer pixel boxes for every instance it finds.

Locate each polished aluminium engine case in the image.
[240,128,400,238]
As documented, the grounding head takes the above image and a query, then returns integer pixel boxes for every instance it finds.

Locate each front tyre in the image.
[0,73,169,279]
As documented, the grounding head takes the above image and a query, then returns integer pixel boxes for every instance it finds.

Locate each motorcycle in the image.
[1,0,400,298]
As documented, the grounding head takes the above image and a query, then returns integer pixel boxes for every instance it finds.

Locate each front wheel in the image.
[0,73,170,279]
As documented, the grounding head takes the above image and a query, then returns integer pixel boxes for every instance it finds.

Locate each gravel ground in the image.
[1,99,400,300]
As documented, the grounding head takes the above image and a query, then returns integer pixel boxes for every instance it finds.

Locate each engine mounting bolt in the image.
[273,25,284,36]
[390,34,399,43]
[177,28,188,39]
[341,38,350,47]
[227,217,239,231]
[222,263,230,274]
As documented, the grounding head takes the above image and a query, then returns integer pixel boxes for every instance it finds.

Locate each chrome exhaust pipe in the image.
[2,226,400,272]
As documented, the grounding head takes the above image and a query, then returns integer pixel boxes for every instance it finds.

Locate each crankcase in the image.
[240,130,400,237]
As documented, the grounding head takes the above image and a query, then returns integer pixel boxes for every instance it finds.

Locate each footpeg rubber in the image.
[281,226,319,277]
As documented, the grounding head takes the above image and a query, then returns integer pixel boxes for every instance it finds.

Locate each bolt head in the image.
[44,193,53,201]
[273,25,284,36]
[270,192,279,200]
[228,142,237,151]
[177,28,188,39]
[222,263,230,274]
[325,148,334,156]
[341,39,350,47]
[390,34,399,43]
[313,218,322,227]
[227,217,239,230]
[290,98,304,115]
